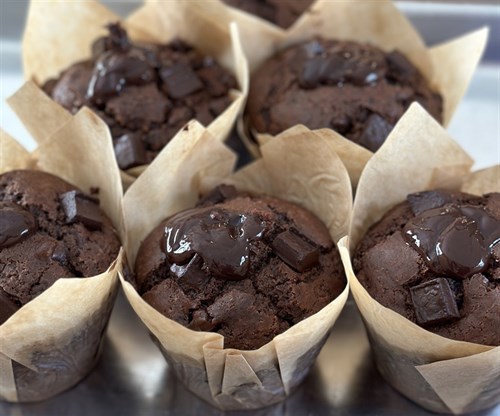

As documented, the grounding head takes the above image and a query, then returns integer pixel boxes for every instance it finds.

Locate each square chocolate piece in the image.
[60,190,103,231]
[410,278,461,326]
[272,230,319,272]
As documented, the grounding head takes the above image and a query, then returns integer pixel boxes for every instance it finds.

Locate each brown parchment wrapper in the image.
[19,0,248,187]
[338,103,499,414]
[0,107,125,402]
[193,0,488,185]
[120,120,351,410]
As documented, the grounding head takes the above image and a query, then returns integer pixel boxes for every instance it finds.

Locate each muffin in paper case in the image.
[338,103,499,414]
[18,0,248,188]
[0,104,125,402]
[188,0,488,187]
[119,120,352,410]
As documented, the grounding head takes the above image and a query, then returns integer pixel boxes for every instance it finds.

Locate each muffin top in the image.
[0,170,121,324]
[43,24,237,170]
[221,0,314,29]
[354,190,500,346]
[247,38,443,152]
[135,185,346,350]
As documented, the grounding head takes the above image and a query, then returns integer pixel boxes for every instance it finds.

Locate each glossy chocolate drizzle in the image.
[164,207,266,281]
[404,204,500,278]
[0,202,37,249]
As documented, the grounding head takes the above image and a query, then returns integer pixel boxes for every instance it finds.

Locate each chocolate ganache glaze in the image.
[135,185,346,349]
[44,24,237,170]
[354,190,500,345]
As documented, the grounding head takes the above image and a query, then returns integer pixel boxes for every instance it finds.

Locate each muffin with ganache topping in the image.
[135,185,346,350]
[247,38,443,152]
[354,190,500,346]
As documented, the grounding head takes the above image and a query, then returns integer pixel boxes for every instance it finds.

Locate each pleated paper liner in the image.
[19,0,248,188]
[0,108,125,403]
[191,0,488,185]
[338,103,499,414]
[119,120,351,410]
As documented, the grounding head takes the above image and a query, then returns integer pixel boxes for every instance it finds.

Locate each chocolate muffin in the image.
[135,185,346,350]
[0,170,121,325]
[43,24,237,170]
[247,38,443,152]
[354,190,500,346]
[221,0,314,29]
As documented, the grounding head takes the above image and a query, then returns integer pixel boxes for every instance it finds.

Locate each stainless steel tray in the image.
[1,2,499,415]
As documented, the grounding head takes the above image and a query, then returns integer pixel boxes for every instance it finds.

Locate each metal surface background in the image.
[0,1,499,415]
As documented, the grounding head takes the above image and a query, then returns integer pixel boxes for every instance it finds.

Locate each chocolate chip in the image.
[60,190,103,231]
[160,63,203,99]
[407,190,454,216]
[170,254,209,291]
[0,202,37,249]
[113,133,148,170]
[410,278,460,326]
[386,50,417,83]
[302,40,325,58]
[106,23,131,52]
[197,185,238,206]
[0,287,19,325]
[272,230,319,272]
[356,113,394,152]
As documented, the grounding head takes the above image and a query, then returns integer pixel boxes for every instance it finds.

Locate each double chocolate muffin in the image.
[0,170,121,324]
[222,0,314,29]
[247,38,443,152]
[135,185,346,350]
[43,24,237,170]
[354,190,500,346]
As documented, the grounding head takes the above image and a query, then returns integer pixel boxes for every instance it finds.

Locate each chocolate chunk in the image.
[0,203,37,249]
[60,190,103,231]
[404,205,500,278]
[272,230,319,272]
[197,184,238,206]
[356,113,394,152]
[164,207,266,280]
[113,133,148,170]
[160,63,204,99]
[170,254,209,291]
[0,287,19,325]
[410,278,460,326]
[386,50,417,83]
[106,23,131,52]
[35,240,69,267]
[87,52,155,103]
[407,190,454,216]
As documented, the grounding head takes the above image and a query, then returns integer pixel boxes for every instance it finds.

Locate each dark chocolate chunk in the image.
[356,113,394,152]
[160,63,204,99]
[0,287,19,325]
[272,230,319,272]
[113,133,148,170]
[188,309,215,332]
[0,202,37,249]
[197,184,238,206]
[170,254,209,291]
[404,205,500,278]
[106,23,131,52]
[60,190,103,231]
[386,50,417,83]
[407,190,454,216]
[87,52,155,103]
[164,207,266,280]
[35,240,69,267]
[410,278,460,326]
